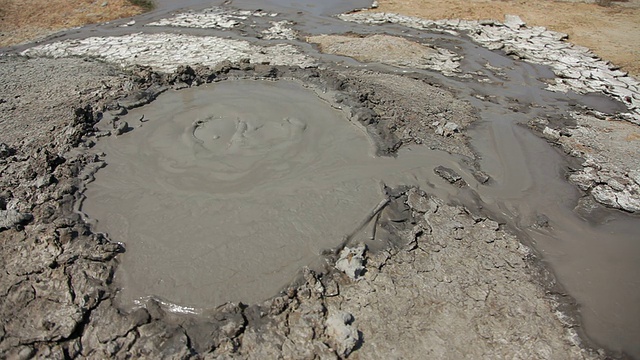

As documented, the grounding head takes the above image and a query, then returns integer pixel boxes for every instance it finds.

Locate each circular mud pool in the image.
[82,79,458,309]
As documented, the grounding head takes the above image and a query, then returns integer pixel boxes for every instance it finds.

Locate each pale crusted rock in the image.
[569,167,598,191]
[476,218,500,231]
[443,121,459,135]
[504,14,526,30]
[325,311,359,357]
[543,126,561,141]
[23,34,316,73]
[435,121,460,137]
[591,185,620,208]
[335,244,366,280]
[148,8,244,29]
[33,174,53,189]
[262,21,298,40]
[147,7,278,30]
[616,188,640,213]
[558,113,640,212]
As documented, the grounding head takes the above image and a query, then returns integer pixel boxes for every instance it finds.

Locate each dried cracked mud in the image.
[1,1,639,359]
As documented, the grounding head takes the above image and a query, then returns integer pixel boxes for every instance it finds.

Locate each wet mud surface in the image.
[1,1,640,359]
[83,79,463,309]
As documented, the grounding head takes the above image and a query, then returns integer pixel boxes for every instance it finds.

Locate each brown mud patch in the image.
[0,0,147,47]
[369,0,640,77]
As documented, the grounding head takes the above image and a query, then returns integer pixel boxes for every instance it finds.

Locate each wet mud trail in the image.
[2,0,640,358]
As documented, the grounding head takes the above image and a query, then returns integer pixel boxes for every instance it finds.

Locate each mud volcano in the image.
[82,79,457,309]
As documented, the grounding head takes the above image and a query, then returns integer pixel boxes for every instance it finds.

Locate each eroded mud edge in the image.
[0,60,616,359]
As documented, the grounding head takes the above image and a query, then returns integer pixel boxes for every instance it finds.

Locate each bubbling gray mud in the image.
[83,79,464,308]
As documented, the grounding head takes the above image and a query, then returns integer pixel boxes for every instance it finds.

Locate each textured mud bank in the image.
[1,2,640,359]
[0,56,626,359]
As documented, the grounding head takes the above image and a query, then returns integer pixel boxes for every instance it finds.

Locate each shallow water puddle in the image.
[83,79,466,308]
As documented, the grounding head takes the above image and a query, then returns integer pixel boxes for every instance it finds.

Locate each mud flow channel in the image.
[82,79,466,309]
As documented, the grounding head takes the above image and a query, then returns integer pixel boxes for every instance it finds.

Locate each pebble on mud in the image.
[325,311,359,357]
[335,244,366,280]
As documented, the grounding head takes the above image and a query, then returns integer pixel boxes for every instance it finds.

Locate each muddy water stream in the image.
[434,45,640,355]
[468,116,640,357]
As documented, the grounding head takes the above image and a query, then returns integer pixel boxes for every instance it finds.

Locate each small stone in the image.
[0,143,15,159]
[113,121,129,136]
[325,311,359,357]
[109,106,127,116]
[436,122,460,137]
[434,166,465,186]
[542,126,560,141]
[569,167,598,191]
[503,14,525,30]
[34,174,54,189]
[591,185,620,209]
[473,170,490,184]
[479,219,500,231]
[323,276,340,297]
[444,121,459,133]
[335,244,366,280]
[406,188,430,213]
[616,189,640,213]
[535,214,550,228]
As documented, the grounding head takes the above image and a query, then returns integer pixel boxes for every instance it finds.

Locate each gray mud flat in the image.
[0,57,616,359]
[1,1,640,359]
